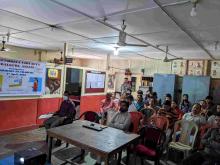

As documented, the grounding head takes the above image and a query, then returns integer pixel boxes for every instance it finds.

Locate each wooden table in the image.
[47,120,140,165]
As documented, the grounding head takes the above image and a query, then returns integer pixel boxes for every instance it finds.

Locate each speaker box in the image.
[14,148,46,165]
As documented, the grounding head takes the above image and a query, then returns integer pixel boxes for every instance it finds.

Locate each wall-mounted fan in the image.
[163,46,183,62]
[116,20,148,47]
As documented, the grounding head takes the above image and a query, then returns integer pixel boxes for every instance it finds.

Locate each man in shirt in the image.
[95,101,131,165]
[120,78,131,95]
[108,100,131,131]
[44,91,76,129]
[205,95,217,116]
[182,112,220,165]
[182,103,206,126]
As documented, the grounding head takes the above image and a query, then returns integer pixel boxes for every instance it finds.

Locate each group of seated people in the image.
[100,90,220,165]
[43,90,220,165]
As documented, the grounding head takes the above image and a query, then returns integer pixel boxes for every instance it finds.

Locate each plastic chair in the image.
[78,111,100,123]
[129,111,143,133]
[168,120,199,159]
[134,125,166,165]
[149,115,169,132]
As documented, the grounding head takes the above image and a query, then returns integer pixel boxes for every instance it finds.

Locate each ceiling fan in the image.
[0,37,15,52]
[163,46,183,62]
[116,20,148,47]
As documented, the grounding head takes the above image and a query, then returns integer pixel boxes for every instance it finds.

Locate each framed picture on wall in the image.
[211,61,220,78]
[45,68,62,95]
[187,60,204,76]
[85,70,106,93]
[107,74,115,91]
[171,60,187,76]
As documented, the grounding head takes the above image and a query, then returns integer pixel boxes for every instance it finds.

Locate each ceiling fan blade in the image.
[124,43,149,47]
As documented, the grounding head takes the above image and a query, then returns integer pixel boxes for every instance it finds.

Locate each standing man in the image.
[121,77,131,95]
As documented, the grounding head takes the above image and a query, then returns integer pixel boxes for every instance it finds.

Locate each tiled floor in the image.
[0,128,176,165]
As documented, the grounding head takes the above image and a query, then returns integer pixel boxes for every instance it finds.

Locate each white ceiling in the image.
[0,0,220,60]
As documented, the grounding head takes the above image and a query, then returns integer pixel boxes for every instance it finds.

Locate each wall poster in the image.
[171,60,187,76]
[107,74,115,90]
[0,58,46,96]
[45,68,62,95]
[211,61,220,78]
[187,60,204,76]
[85,70,106,93]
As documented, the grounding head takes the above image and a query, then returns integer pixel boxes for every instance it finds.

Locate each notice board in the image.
[0,58,46,96]
[85,70,106,93]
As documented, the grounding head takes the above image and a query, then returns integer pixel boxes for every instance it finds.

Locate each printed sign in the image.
[0,58,46,96]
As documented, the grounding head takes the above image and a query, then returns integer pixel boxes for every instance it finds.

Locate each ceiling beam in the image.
[49,0,178,58]
[153,0,215,60]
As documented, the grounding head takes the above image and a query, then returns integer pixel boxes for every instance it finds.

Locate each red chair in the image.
[129,112,143,133]
[197,124,213,149]
[78,111,100,123]
[149,115,169,131]
[134,125,166,165]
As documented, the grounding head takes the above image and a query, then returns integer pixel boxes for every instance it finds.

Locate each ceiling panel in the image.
[165,0,220,29]
[0,10,46,31]
[107,8,179,34]
[135,30,195,46]
[0,0,86,24]
[63,20,118,38]
[30,28,86,42]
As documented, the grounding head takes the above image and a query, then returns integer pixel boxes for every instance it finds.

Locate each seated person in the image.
[146,97,160,113]
[180,94,192,113]
[164,93,172,103]
[100,93,116,123]
[44,91,76,130]
[95,101,131,165]
[126,95,137,112]
[171,101,184,120]
[208,104,220,126]
[158,100,179,130]
[108,100,131,131]
[200,100,209,118]
[182,112,220,165]
[140,108,155,128]
[182,103,206,127]
[133,94,144,111]
[205,95,217,116]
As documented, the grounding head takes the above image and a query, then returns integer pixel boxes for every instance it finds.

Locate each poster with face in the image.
[187,60,204,76]
[171,60,187,76]
[45,68,62,95]
[107,74,115,90]
[211,61,220,78]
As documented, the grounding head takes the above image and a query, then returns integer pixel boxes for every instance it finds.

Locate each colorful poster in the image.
[0,58,46,96]
[45,68,62,95]
[211,61,220,78]
[107,74,115,90]
[187,60,204,76]
[171,60,187,76]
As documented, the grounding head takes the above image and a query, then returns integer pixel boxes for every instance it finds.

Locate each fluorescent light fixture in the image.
[19,157,24,164]
[114,47,119,56]
[190,3,197,17]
